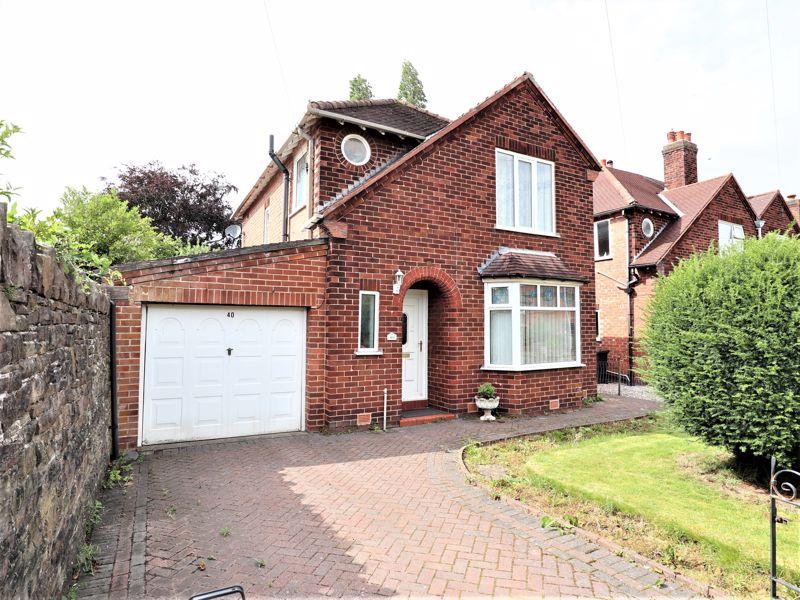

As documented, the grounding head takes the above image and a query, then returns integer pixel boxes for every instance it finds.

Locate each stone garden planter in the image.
[474,396,500,421]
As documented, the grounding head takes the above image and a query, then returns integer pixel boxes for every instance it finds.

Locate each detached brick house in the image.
[593,131,799,382]
[112,73,602,450]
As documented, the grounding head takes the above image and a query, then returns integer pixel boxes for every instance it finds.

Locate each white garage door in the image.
[142,304,305,445]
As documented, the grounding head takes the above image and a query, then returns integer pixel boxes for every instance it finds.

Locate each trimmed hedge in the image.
[641,234,800,465]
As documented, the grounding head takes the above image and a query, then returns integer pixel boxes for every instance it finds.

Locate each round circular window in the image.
[642,218,654,238]
[341,134,371,166]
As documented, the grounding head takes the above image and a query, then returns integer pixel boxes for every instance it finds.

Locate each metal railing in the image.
[596,353,630,395]
[770,457,799,599]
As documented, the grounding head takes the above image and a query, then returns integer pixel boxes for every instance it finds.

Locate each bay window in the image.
[495,149,555,235]
[484,281,581,369]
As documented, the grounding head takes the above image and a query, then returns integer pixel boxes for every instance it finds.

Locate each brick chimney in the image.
[787,194,799,222]
[662,130,698,189]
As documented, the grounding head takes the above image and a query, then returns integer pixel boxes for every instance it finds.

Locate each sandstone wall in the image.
[0,203,112,599]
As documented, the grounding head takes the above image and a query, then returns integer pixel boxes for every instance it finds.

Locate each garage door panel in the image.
[143,305,304,445]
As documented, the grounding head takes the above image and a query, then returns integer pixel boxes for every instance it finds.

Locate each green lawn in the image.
[465,418,799,597]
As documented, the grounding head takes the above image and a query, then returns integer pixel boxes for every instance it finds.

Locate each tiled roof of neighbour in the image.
[633,174,732,266]
[479,250,589,283]
[308,99,450,138]
[747,190,779,217]
[593,167,677,216]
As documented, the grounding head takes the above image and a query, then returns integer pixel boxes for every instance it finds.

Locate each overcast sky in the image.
[2,0,798,216]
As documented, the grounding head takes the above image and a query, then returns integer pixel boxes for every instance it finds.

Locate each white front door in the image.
[142,304,305,445]
[402,289,428,401]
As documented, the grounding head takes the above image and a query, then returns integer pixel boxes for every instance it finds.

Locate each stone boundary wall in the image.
[0,203,112,599]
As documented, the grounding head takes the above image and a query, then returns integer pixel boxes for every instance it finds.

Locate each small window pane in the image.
[294,153,308,209]
[537,162,554,232]
[520,284,538,307]
[559,287,575,308]
[522,310,576,365]
[596,220,610,257]
[359,294,376,349]
[540,285,557,307]
[491,287,509,305]
[343,136,369,164]
[490,310,512,365]
[496,152,514,227]
[518,160,533,228]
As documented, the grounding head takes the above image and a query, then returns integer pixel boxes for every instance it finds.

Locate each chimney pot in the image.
[685,132,692,141]
[601,159,607,167]
[662,129,698,189]
[667,130,677,143]
[606,159,614,167]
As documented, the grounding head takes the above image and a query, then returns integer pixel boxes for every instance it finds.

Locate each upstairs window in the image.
[341,134,371,166]
[594,219,611,259]
[495,149,555,235]
[292,151,309,212]
[718,220,745,251]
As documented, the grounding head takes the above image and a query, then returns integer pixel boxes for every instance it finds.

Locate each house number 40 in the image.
[226,311,235,318]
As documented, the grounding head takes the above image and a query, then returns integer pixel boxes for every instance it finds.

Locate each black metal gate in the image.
[770,457,799,598]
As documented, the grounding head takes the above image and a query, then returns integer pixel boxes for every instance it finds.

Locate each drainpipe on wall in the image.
[755,219,765,239]
[624,267,641,386]
[269,134,290,243]
[109,301,119,460]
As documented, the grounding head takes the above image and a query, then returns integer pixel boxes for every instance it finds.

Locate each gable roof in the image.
[747,190,779,217]
[308,99,449,138]
[593,167,677,217]
[321,72,602,220]
[633,174,742,266]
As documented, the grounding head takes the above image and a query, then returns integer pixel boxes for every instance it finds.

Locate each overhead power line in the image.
[603,0,628,162]
[764,0,782,184]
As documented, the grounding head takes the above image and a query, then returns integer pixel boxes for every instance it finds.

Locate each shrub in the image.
[641,234,800,465]
[476,382,497,399]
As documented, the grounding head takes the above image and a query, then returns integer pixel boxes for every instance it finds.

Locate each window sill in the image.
[354,349,383,356]
[480,362,585,372]
[290,203,307,218]
[495,226,560,238]
[594,255,613,262]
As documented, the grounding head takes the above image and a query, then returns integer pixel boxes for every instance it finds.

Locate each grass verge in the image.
[463,414,799,598]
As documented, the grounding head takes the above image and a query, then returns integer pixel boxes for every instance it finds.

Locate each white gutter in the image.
[307,108,426,140]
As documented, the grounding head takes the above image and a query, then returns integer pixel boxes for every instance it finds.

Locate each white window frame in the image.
[718,220,745,251]
[495,148,557,237]
[292,151,309,214]
[483,279,582,371]
[642,218,654,239]
[594,219,612,260]
[356,291,381,355]
[262,207,270,244]
[341,134,371,166]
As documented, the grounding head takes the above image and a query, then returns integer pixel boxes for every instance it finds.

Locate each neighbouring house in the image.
[593,130,799,383]
[111,72,601,450]
[747,190,800,235]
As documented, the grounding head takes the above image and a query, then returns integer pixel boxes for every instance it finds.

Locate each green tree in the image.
[397,60,426,108]
[348,74,373,101]
[641,235,800,466]
[0,120,22,200]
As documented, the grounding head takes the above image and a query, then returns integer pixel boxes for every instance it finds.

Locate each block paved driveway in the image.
[80,397,699,599]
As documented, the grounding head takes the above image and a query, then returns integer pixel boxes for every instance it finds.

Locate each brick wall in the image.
[662,135,698,189]
[322,81,598,428]
[112,241,328,450]
[595,214,630,375]
[759,195,800,235]
[0,206,111,599]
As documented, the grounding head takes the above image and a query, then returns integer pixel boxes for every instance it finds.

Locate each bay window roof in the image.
[479,249,588,283]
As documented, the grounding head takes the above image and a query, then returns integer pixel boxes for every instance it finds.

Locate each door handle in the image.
[227,347,233,356]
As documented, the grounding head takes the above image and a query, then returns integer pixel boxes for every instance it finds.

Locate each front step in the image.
[399,408,456,427]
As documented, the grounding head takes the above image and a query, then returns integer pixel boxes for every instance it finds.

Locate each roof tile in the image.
[480,251,588,282]
[309,99,449,137]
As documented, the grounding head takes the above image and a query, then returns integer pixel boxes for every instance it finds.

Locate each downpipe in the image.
[268,134,290,243]
[383,388,388,431]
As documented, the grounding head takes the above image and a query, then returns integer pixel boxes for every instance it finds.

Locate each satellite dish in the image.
[224,223,242,239]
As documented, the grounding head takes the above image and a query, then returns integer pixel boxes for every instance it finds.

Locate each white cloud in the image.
[1,0,797,215]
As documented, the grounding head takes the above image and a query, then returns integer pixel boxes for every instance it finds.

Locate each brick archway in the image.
[394,266,462,309]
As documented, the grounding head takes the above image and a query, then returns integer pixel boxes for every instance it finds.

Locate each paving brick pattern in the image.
[79,397,700,599]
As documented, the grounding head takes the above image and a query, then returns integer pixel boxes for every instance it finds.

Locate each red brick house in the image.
[747,190,800,235]
[112,73,602,449]
[593,131,798,383]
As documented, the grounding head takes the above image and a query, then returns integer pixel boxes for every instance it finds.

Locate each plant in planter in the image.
[475,383,500,421]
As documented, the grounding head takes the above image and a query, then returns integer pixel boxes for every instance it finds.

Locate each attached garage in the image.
[142,305,305,445]
[110,239,328,450]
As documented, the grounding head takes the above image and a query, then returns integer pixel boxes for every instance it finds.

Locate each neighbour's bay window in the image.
[495,149,555,235]
[484,281,581,369]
